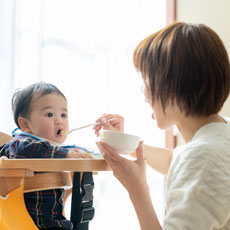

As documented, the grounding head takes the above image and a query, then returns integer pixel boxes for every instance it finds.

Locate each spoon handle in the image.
[67,123,98,135]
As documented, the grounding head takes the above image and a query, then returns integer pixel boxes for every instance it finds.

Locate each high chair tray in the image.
[0,158,110,173]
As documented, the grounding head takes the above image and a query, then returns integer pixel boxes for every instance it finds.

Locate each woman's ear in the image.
[18,117,31,133]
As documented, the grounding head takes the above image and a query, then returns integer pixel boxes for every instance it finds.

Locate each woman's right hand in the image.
[94,114,124,136]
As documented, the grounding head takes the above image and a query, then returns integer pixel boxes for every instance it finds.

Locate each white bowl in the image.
[99,130,141,155]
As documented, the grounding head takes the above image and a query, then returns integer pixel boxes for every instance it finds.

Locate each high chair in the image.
[0,131,110,230]
[0,179,38,229]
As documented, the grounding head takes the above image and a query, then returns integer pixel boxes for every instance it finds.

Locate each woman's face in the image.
[142,79,178,130]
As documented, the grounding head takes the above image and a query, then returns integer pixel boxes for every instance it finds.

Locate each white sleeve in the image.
[163,147,230,230]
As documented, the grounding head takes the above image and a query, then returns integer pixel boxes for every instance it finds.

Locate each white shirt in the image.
[163,122,230,230]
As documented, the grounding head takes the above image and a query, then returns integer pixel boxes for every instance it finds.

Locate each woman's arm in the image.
[129,185,162,230]
[142,144,173,175]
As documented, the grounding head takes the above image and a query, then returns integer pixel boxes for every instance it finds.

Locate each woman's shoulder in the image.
[174,122,230,160]
[169,123,230,184]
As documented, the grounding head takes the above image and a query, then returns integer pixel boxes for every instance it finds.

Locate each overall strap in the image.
[70,172,95,230]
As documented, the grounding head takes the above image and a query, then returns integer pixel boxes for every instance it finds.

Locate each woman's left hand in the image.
[96,141,148,195]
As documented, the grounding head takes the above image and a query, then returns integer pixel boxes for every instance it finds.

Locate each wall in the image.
[176,0,230,145]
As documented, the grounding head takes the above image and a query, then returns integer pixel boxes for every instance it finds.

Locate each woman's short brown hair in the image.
[133,22,230,117]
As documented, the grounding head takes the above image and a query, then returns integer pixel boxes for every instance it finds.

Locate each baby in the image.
[0,82,91,230]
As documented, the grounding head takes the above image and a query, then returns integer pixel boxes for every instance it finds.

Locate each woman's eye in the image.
[61,113,67,118]
[46,113,53,117]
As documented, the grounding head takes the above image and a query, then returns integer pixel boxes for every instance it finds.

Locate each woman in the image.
[95,22,230,229]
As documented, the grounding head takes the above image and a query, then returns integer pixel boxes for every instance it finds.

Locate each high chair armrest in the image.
[0,169,34,197]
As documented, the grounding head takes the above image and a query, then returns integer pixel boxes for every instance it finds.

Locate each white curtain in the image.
[0,0,166,229]
[0,0,15,133]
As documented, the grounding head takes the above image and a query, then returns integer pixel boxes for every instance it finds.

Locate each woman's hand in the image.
[96,141,148,195]
[94,114,124,136]
[97,141,162,230]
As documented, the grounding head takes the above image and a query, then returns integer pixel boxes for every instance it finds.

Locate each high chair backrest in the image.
[0,181,39,230]
[0,131,12,146]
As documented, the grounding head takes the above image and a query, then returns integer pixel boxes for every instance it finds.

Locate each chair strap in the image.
[70,172,95,230]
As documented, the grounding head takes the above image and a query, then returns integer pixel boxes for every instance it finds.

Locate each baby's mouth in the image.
[57,129,62,135]
[57,129,68,136]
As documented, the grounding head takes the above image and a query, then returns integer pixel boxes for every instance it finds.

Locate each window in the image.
[0,0,167,229]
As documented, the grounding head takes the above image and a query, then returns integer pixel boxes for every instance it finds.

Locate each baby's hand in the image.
[67,150,91,159]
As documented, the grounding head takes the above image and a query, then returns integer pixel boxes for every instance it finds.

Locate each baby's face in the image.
[25,93,69,144]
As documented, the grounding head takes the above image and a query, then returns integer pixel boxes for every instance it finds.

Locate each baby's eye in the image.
[46,112,53,117]
[61,113,67,118]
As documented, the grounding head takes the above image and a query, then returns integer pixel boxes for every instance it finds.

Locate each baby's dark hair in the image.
[12,82,66,128]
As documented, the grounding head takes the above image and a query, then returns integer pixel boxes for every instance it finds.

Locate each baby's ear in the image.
[18,117,31,133]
